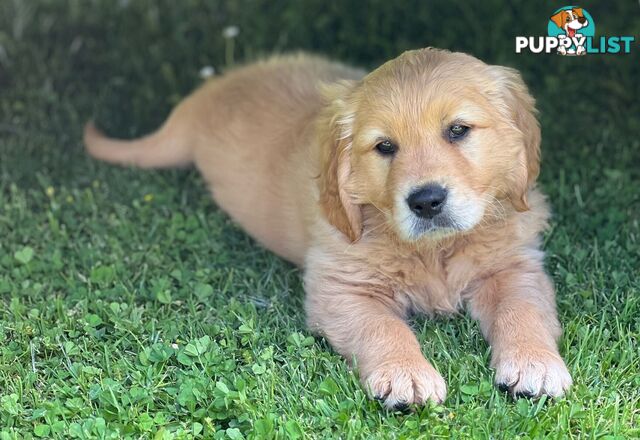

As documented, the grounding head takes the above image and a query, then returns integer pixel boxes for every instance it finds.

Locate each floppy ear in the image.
[489,66,541,212]
[317,81,363,242]
[573,7,583,17]
[550,11,565,29]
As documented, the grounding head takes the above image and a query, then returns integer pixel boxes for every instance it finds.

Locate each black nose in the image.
[407,184,448,219]
[578,16,586,24]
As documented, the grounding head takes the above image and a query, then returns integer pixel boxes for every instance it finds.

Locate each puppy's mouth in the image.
[402,186,468,239]
[394,187,485,242]
[389,196,484,242]
[409,213,461,238]
[392,207,464,242]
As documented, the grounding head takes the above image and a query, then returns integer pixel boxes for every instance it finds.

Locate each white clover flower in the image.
[199,66,215,78]
[222,26,239,39]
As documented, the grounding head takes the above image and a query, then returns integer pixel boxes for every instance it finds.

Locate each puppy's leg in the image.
[305,270,446,409]
[467,263,572,398]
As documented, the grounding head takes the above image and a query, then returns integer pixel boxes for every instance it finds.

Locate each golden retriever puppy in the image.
[84,49,572,409]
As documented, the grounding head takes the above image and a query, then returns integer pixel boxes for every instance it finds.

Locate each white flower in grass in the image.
[199,66,215,78]
[222,26,239,39]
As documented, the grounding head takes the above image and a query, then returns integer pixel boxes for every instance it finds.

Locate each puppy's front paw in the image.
[493,348,572,399]
[364,357,447,409]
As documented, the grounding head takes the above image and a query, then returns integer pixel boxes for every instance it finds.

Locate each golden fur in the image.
[84,49,571,408]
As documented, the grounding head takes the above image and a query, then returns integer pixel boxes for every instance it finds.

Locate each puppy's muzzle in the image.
[407,184,448,219]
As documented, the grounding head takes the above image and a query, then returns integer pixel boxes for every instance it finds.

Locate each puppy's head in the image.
[319,48,540,243]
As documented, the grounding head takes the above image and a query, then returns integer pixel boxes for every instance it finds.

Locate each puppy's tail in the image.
[84,114,193,169]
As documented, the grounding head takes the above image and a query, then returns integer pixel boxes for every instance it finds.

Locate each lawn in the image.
[1,1,639,438]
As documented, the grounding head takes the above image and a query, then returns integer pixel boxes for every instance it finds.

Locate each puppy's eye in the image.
[447,124,470,142]
[375,140,398,156]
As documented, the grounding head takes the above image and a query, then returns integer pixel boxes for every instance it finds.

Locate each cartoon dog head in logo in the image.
[550,7,589,55]
[550,7,589,37]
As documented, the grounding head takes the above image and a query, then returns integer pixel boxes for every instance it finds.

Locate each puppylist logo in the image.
[516,6,635,56]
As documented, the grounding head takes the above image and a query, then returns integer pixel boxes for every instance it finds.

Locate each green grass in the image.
[1,0,639,438]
